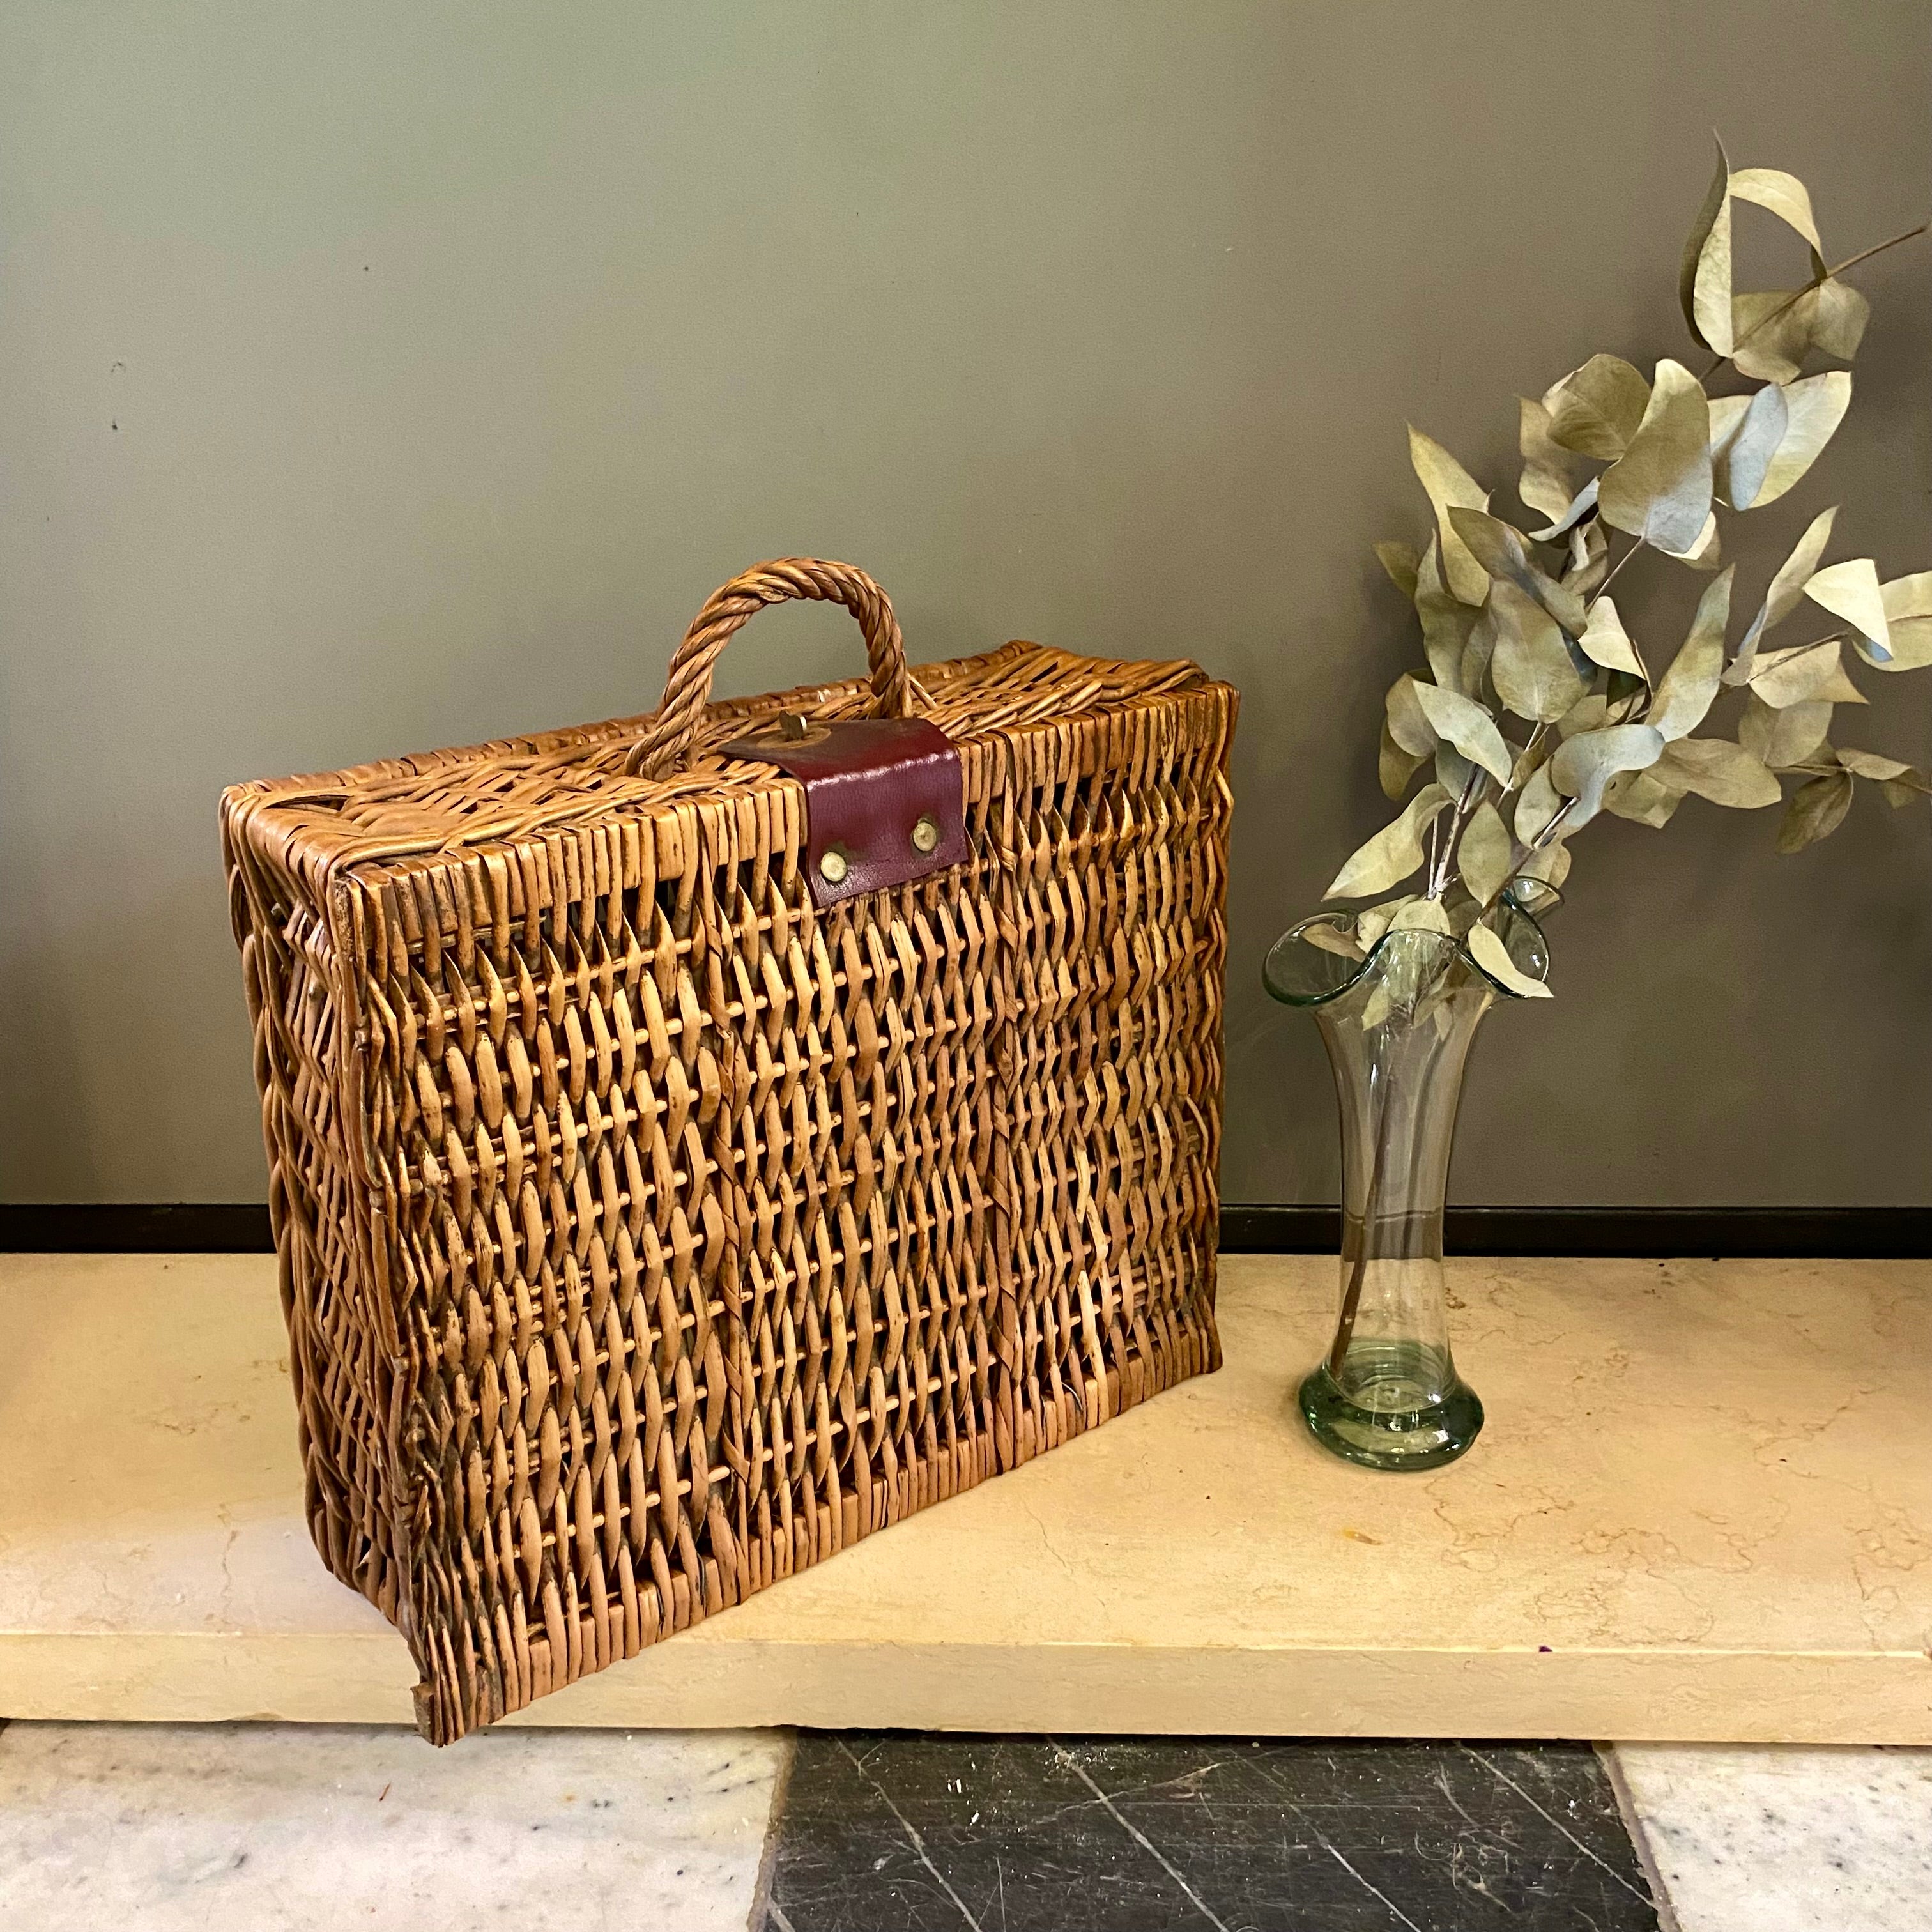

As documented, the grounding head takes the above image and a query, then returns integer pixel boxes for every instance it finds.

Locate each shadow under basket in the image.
[221,558,1238,1741]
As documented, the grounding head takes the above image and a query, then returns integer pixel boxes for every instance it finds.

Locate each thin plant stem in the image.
[1329,1077,1396,1377]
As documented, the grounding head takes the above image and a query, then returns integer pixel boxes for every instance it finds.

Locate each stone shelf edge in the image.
[3,1251,1926,1742]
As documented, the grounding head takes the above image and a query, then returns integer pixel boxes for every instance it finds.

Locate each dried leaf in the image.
[1680,141,1734,354]
[1457,801,1514,906]
[1390,896,1454,935]
[1652,737,1782,807]
[1301,919,1366,961]
[1729,167,1823,252]
[1747,637,1842,709]
[1777,770,1853,852]
[1447,506,1589,635]
[1565,519,1611,597]
[1647,569,1733,740]
[1416,535,1477,693]
[1326,783,1453,898]
[1806,557,1892,664]
[1666,510,1724,570]
[1459,603,1499,705]
[1549,723,1667,827]
[1513,759,1569,845]
[1876,574,1932,673]
[1727,505,1837,680]
[1518,397,1582,525]
[1603,767,1683,828]
[1713,382,1786,510]
[1810,661,1867,705]
[1356,896,1416,949]
[1490,579,1588,722]
[1839,747,1915,783]
[1544,354,1652,461]
[1528,476,1600,543]
[1468,918,1552,998]
[1811,279,1870,360]
[1385,673,1438,757]
[1738,693,1831,769]
[1409,426,1492,606]
[1379,719,1427,801]
[1412,680,1514,785]
[1598,360,1713,555]
[1376,541,1422,600]
[1731,288,1819,385]
[1575,595,1646,678]
[1515,839,1572,896]
[1557,693,1611,740]
[1751,371,1851,506]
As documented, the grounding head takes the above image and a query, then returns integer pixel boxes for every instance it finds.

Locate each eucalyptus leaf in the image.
[1838,747,1915,783]
[1416,535,1477,692]
[1448,506,1590,635]
[1747,638,1843,709]
[1528,476,1600,543]
[1598,360,1713,554]
[1776,770,1854,852]
[1379,719,1427,801]
[1575,594,1646,678]
[1376,540,1422,599]
[1728,167,1824,252]
[1513,760,1569,845]
[1565,519,1612,598]
[1544,354,1652,461]
[1667,510,1724,570]
[1390,896,1455,935]
[1468,918,1552,998]
[1385,673,1438,757]
[1652,736,1782,807]
[1876,573,1932,672]
[1602,767,1683,828]
[1436,742,1476,795]
[1557,693,1611,740]
[1355,896,1416,949]
[1806,557,1892,664]
[1518,396,1583,525]
[1515,838,1573,898]
[1457,801,1514,907]
[1412,680,1514,785]
[1549,723,1667,826]
[1647,569,1733,740]
[1713,382,1786,509]
[1727,505,1838,680]
[1810,661,1867,705]
[1729,288,1820,384]
[1409,426,1492,606]
[1301,919,1366,961]
[1811,279,1871,360]
[1680,142,1734,354]
[1751,372,1851,506]
[1738,693,1831,769]
[1326,782,1454,898]
[1490,579,1589,722]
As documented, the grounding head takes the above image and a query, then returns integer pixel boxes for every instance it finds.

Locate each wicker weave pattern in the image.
[222,562,1237,1742]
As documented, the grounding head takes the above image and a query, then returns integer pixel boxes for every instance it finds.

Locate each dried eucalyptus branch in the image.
[1321,144,1932,996]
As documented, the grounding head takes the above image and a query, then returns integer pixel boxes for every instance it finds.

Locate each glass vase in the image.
[1262,897,1551,1471]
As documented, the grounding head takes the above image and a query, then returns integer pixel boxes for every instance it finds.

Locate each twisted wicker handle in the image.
[628,558,916,778]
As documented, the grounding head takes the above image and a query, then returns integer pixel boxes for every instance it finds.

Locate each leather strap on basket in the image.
[627,558,919,779]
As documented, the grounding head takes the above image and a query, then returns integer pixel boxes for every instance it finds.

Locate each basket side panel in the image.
[220,792,404,1625]
[342,670,1237,1743]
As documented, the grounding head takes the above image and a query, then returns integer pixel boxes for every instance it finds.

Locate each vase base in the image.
[1298,1358,1484,1471]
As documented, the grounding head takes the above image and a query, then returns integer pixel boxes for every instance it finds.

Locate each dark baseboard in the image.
[1219,1203,1932,1259]
[3,1200,1929,1259]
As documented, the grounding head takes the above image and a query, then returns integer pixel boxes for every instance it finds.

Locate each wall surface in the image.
[4,1,1929,1207]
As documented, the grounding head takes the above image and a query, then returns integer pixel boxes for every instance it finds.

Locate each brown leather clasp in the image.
[720,716,970,908]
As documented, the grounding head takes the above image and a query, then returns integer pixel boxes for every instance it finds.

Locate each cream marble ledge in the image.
[1,1252,1927,1740]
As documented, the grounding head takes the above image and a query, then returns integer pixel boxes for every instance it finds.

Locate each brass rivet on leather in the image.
[779,710,811,740]
[910,814,941,855]
[818,845,850,885]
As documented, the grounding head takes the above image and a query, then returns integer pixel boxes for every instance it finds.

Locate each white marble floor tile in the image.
[0,1721,786,1932]
[1613,1744,1932,1932]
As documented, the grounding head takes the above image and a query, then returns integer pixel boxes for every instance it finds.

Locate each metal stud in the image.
[910,814,942,855]
[818,846,849,885]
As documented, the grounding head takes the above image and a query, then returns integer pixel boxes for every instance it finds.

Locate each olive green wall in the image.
[4,2,1929,1207]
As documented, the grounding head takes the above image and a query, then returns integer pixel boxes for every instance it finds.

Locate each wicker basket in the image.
[222,559,1237,1742]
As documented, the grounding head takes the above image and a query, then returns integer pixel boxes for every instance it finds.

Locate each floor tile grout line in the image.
[747,1728,799,1932]
[1597,1744,1684,1932]
[833,1735,986,1932]
[1460,1744,1654,1905]
[1049,1740,1234,1932]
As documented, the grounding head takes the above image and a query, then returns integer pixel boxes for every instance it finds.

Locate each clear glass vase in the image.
[1263,896,1551,1471]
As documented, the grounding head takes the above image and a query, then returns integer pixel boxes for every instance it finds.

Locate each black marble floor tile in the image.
[763,1735,1660,1932]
